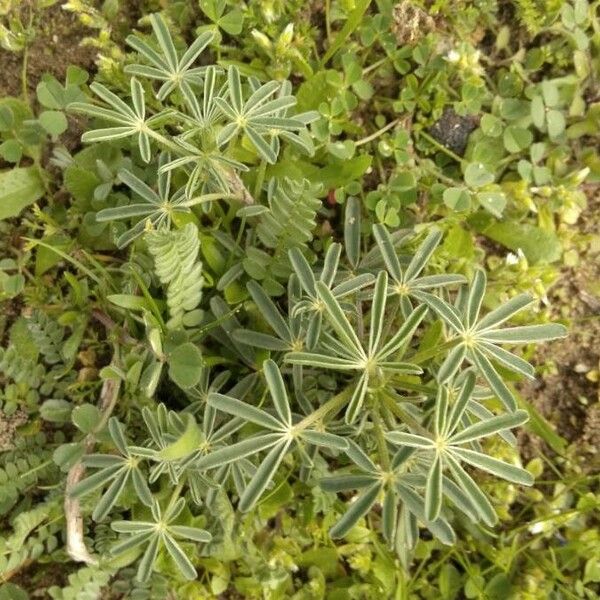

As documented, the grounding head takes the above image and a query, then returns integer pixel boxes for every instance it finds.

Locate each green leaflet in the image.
[330,483,381,538]
[0,167,44,221]
[158,414,203,461]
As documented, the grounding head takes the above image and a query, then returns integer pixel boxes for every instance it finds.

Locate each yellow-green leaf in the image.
[158,414,202,461]
[0,167,44,220]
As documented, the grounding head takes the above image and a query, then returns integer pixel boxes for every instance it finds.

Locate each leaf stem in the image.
[381,390,430,437]
[294,386,352,432]
[410,339,458,365]
[166,481,185,514]
[253,159,267,201]
[372,402,391,471]
[355,118,400,147]
[181,193,239,207]
[362,55,390,76]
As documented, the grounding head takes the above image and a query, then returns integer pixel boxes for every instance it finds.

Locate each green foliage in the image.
[0,434,55,515]
[0,499,63,579]
[48,566,112,600]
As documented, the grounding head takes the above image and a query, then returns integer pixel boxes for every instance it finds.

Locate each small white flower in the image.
[506,248,526,265]
[446,49,460,63]
[529,521,546,534]
[506,252,519,266]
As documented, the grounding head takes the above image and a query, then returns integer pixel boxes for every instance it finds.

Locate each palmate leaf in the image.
[214,66,306,163]
[248,77,318,160]
[286,270,424,423]
[204,361,347,511]
[96,154,191,247]
[159,137,249,201]
[418,269,567,410]
[70,418,153,522]
[321,439,457,547]
[69,78,156,162]
[386,373,532,522]
[288,243,374,349]
[373,224,466,315]
[111,498,211,582]
[232,280,305,353]
[125,14,214,100]
[133,404,199,484]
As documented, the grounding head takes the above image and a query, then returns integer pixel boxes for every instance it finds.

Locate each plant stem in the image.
[65,348,122,566]
[355,118,401,147]
[146,129,184,155]
[181,193,239,207]
[381,390,430,437]
[418,158,458,186]
[294,386,352,432]
[418,130,465,165]
[409,339,459,365]
[129,266,166,331]
[362,55,390,76]
[21,5,34,105]
[166,482,185,514]
[21,45,29,105]
[253,159,267,201]
[372,403,391,471]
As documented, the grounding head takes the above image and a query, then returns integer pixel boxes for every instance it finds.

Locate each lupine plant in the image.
[11,11,571,589]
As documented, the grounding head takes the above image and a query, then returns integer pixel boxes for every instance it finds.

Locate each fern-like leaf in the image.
[146,223,203,329]
[26,310,64,364]
[252,178,321,282]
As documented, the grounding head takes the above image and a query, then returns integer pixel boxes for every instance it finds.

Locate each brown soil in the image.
[518,184,600,466]
[0,3,97,99]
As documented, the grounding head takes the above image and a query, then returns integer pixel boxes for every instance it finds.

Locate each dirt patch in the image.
[518,184,600,466]
[428,107,481,157]
[0,3,97,99]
